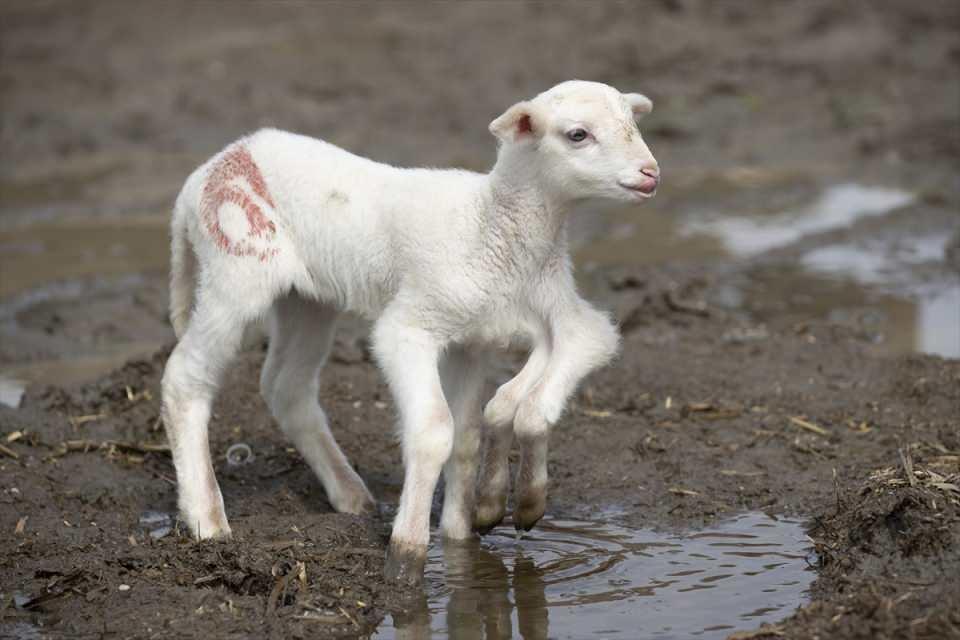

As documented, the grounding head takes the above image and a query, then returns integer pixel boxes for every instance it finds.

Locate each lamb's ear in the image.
[625,93,653,119]
[489,101,543,142]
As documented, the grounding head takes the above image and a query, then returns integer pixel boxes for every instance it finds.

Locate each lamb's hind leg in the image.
[260,293,375,515]
[162,291,260,539]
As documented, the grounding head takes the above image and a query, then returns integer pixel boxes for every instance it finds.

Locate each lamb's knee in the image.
[483,385,521,430]
[162,347,211,427]
[260,367,316,425]
[163,346,196,397]
[258,366,282,415]
[513,395,550,442]
[161,350,186,409]
[450,422,481,464]
[405,409,455,471]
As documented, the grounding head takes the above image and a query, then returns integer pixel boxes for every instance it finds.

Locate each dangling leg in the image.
[474,339,550,533]
[439,346,488,540]
[259,293,374,514]
[162,290,260,539]
[512,303,619,532]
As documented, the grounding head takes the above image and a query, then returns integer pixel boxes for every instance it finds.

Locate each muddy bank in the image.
[1,267,958,638]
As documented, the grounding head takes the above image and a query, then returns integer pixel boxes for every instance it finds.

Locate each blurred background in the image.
[1,0,958,403]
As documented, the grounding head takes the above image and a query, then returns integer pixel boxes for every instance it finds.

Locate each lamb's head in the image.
[490,80,659,204]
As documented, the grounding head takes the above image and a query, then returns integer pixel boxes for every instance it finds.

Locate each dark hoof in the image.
[473,514,505,536]
[473,494,507,535]
[384,540,427,587]
[514,509,544,533]
[513,491,546,532]
[359,500,383,520]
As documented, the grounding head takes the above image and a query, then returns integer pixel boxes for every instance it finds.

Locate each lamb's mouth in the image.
[618,181,657,198]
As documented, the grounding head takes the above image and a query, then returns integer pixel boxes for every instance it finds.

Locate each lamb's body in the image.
[176,129,567,340]
[162,80,659,585]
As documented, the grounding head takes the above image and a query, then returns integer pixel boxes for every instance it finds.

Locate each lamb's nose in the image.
[641,166,660,181]
[636,166,659,194]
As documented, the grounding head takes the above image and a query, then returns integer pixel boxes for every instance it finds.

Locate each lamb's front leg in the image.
[513,304,620,532]
[373,313,453,586]
[475,341,550,533]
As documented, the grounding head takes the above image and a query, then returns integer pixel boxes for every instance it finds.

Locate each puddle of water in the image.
[0,342,165,390]
[799,236,960,358]
[676,182,958,357]
[579,180,956,359]
[0,158,124,218]
[138,510,174,540]
[801,232,951,283]
[374,511,814,640]
[0,215,169,299]
[681,183,915,257]
[0,214,172,390]
[0,375,26,408]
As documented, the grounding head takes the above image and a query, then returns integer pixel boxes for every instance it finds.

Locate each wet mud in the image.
[2,1,959,638]
[2,272,958,638]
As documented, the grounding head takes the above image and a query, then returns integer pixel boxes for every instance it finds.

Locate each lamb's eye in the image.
[566,128,589,143]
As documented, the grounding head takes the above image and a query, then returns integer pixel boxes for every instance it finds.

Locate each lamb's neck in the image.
[484,154,569,252]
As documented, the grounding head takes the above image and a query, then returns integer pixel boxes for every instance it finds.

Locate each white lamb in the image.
[161,80,660,585]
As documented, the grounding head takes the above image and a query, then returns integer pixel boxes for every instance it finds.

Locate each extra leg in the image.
[260,293,375,515]
[161,291,260,539]
[474,340,550,533]
[374,308,453,585]
[439,346,488,540]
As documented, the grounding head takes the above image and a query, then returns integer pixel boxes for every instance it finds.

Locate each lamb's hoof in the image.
[473,495,507,535]
[353,497,381,519]
[474,514,505,536]
[182,513,233,541]
[384,540,427,587]
[513,489,546,533]
[194,526,233,541]
[332,483,378,518]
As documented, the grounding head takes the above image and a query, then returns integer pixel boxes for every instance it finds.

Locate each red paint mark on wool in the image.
[200,145,278,260]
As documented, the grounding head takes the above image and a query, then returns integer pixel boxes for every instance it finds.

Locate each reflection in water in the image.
[375,512,815,639]
[392,544,548,640]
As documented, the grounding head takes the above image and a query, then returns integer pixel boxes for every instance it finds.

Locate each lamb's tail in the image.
[169,190,197,340]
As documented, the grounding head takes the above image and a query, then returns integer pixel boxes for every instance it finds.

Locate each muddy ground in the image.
[1,1,959,639]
